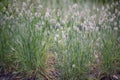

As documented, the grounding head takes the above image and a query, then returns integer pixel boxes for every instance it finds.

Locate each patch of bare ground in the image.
[42,52,59,80]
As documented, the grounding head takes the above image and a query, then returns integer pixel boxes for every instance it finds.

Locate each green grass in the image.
[0,0,120,79]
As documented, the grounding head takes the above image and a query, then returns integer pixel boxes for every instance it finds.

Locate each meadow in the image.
[0,0,120,80]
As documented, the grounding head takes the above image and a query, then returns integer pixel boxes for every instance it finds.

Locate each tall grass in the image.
[0,8,16,70]
[0,1,51,78]
[0,0,120,79]
[0,23,14,69]
[52,1,120,79]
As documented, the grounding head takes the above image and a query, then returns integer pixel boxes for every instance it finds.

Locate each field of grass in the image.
[0,0,120,80]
